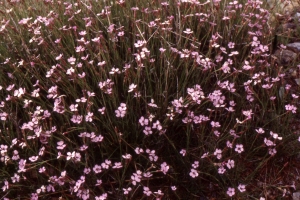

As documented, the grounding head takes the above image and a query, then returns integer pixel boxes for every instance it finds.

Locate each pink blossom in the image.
[180,149,186,156]
[143,186,152,196]
[57,141,66,150]
[161,162,169,174]
[93,164,102,174]
[227,187,235,197]
[264,138,275,146]
[211,121,221,128]
[1,180,9,192]
[85,112,93,122]
[218,166,226,174]
[131,170,142,185]
[95,179,102,186]
[235,144,244,153]
[135,147,144,154]
[29,156,39,162]
[95,193,107,200]
[192,161,199,169]
[139,116,149,126]
[226,159,235,169]
[115,103,127,118]
[71,115,83,124]
[98,107,106,114]
[66,151,81,162]
[123,187,132,195]
[122,154,132,159]
[255,128,265,134]
[143,126,153,135]
[285,104,297,113]
[189,169,199,178]
[214,148,222,159]
[112,162,123,169]
[238,184,246,192]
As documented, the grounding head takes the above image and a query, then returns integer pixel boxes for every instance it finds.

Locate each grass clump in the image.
[0,0,300,199]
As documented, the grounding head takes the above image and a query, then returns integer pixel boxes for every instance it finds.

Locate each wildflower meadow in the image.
[0,0,300,199]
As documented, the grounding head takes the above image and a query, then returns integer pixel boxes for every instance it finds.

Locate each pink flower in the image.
[69,104,78,112]
[85,112,93,122]
[93,165,102,174]
[228,42,235,49]
[14,87,25,98]
[192,161,199,169]
[238,184,246,192]
[19,17,32,25]
[218,166,226,174]
[227,187,235,197]
[143,186,152,196]
[214,149,222,159]
[161,162,169,174]
[285,104,297,113]
[115,103,127,118]
[143,126,153,135]
[242,109,253,119]
[128,84,137,92]
[66,151,81,162]
[57,141,66,150]
[29,156,39,162]
[122,154,132,159]
[31,193,39,200]
[211,121,221,128]
[180,149,186,156]
[95,193,107,200]
[189,169,199,178]
[235,144,244,153]
[71,115,83,124]
[98,107,106,114]
[183,28,193,34]
[11,173,20,183]
[226,159,235,169]
[18,159,26,173]
[269,148,277,156]
[112,162,123,169]
[152,120,162,130]
[67,56,76,65]
[2,180,9,192]
[143,172,152,178]
[135,147,144,154]
[131,170,142,185]
[226,141,233,148]
[123,187,132,195]
[201,152,209,158]
[84,168,91,174]
[255,128,265,134]
[39,166,46,173]
[146,150,158,162]
[95,179,102,186]
[79,145,88,151]
[264,138,275,147]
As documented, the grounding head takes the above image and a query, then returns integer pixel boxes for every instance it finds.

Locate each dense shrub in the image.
[0,0,299,199]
